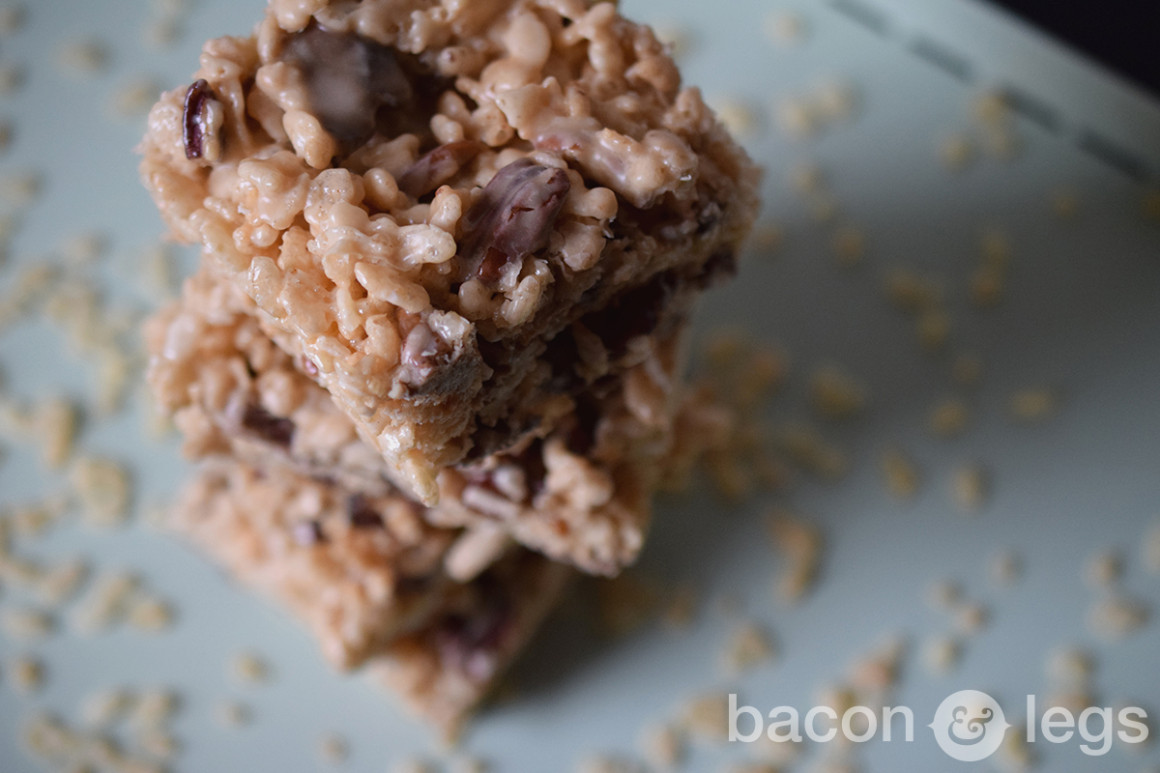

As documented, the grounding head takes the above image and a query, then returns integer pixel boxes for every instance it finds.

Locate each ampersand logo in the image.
[928,690,1011,761]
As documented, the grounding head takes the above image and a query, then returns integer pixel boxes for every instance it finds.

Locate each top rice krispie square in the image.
[139,0,760,504]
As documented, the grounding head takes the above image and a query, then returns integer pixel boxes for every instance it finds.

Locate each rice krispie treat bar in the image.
[148,269,683,575]
[139,0,760,505]
[170,461,571,735]
[370,548,571,737]
[169,461,458,669]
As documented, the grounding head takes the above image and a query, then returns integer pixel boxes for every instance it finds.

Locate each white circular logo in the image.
[928,690,1010,762]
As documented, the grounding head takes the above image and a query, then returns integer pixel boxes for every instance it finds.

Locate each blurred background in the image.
[1,0,1158,771]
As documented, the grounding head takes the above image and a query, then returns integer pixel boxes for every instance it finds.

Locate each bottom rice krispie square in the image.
[170,460,571,735]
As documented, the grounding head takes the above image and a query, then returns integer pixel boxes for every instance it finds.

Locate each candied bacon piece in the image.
[456,159,571,284]
[241,403,295,447]
[282,26,413,151]
[347,494,385,529]
[182,79,217,160]
[398,140,486,199]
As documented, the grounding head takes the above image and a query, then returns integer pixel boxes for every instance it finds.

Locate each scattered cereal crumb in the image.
[0,3,26,35]
[702,328,747,368]
[980,227,1012,265]
[809,365,866,420]
[126,594,175,632]
[34,396,80,469]
[809,192,840,223]
[753,734,804,765]
[814,685,857,718]
[597,573,661,636]
[0,553,43,588]
[995,723,1036,772]
[767,508,824,603]
[973,91,1010,124]
[1,607,55,639]
[134,729,180,762]
[679,692,731,744]
[143,15,182,49]
[56,39,109,75]
[951,353,983,387]
[662,583,699,629]
[788,161,825,193]
[711,96,757,138]
[921,635,961,675]
[149,0,188,17]
[69,456,132,528]
[969,265,1005,307]
[129,689,179,728]
[0,263,58,325]
[1083,549,1123,589]
[575,755,644,773]
[880,447,920,500]
[776,423,847,480]
[939,134,974,170]
[983,127,1022,159]
[216,701,251,728]
[110,77,163,118]
[773,97,817,139]
[884,268,942,312]
[0,170,42,207]
[1050,188,1079,219]
[952,464,988,512]
[138,242,178,298]
[651,21,692,59]
[1143,189,1160,222]
[0,395,32,439]
[0,62,24,95]
[8,495,67,537]
[95,346,138,417]
[1088,595,1149,640]
[747,222,783,255]
[391,759,435,773]
[916,308,950,351]
[60,231,107,266]
[954,602,989,636]
[849,635,907,694]
[1044,646,1094,688]
[70,571,139,633]
[988,549,1022,588]
[1043,689,1096,716]
[814,79,859,122]
[637,722,684,769]
[22,712,82,763]
[81,689,134,728]
[929,398,969,437]
[318,732,348,764]
[925,579,963,612]
[1009,388,1058,422]
[763,10,808,45]
[720,620,777,674]
[37,557,91,605]
[9,655,46,692]
[231,651,271,684]
[831,225,865,267]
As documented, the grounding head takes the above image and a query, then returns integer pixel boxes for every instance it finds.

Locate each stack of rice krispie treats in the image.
[139,0,758,735]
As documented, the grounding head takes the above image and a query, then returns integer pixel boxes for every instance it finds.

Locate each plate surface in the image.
[1,1,1158,771]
